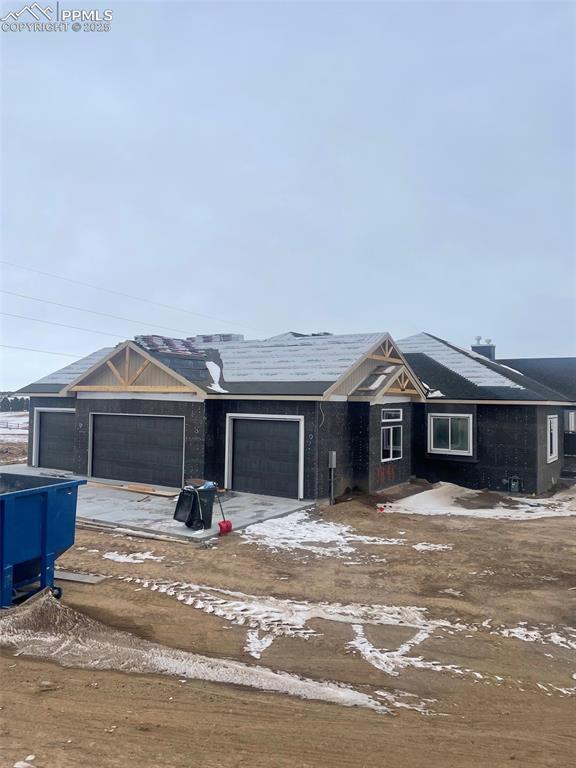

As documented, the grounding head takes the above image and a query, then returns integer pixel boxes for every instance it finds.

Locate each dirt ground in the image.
[1,498,576,768]
[0,442,27,465]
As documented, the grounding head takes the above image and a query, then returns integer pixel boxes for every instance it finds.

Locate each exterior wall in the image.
[30,397,205,481]
[204,399,318,497]
[76,398,205,482]
[565,432,576,457]
[34,394,563,497]
[536,406,564,493]
[368,403,413,492]
[204,400,391,499]
[412,403,563,494]
[562,406,576,457]
[28,396,76,467]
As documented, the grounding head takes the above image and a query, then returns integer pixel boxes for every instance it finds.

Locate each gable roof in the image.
[18,332,395,398]
[497,357,576,401]
[398,333,570,402]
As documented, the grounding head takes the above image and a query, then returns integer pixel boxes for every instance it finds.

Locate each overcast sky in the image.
[1,1,574,391]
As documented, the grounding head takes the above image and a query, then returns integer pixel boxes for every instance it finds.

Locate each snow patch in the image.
[244,630,274,659]
[495,625,576,651]
[382,482,576,520]
[412,542,453,552]
[0,411,29,443]
[242,510,406,559]
[125,578,445,640]
[206,361,228,393]
[0,592,389,714]
[103,551,164,564]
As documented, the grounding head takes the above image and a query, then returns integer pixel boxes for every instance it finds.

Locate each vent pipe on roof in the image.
[471,337,496,361]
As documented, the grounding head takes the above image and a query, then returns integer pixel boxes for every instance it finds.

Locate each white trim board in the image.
[23,392,73,397]
[224,413,305,500]
[423,400,571,406]
[77,392,203,402]
[32,407,75,468]
[547,415,559,464]
[88,411,186,487]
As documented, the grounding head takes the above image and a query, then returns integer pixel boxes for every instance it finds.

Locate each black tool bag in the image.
[173,487,203,530]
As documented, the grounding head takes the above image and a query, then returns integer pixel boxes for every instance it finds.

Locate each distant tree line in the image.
[0,394,30,412]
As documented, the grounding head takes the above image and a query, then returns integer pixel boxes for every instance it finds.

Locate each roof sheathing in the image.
[398,334,524,389]
[195,333,384,383]
[399,334,570,402]
[17,347,113,394]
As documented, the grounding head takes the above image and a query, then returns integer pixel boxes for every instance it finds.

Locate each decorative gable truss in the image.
[64,341,205,396]
[323,335,425,402]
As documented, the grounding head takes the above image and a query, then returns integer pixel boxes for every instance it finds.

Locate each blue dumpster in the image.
[0,473,86,608]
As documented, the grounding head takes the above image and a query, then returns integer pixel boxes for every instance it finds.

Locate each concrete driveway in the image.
[0,464,310,541]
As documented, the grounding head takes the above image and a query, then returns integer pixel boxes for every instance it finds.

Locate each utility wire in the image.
[1,344,80,357]
[1,311,126,339]
[0,290,197,335]
[0,260,262,333]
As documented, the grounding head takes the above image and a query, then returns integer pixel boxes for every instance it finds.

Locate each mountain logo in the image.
[0,3,53,22]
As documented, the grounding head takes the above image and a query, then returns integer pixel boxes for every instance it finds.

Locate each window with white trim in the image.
[381,424,402,462]
[381,408,402,422]
[565,411,576,433]
[547,415,559,463]
[428,413,473,456]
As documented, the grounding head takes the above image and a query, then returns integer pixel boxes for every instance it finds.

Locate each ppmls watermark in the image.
[1,3,114,32]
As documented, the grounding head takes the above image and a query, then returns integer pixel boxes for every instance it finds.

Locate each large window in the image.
[547,415,559,463]
[428,414,473,456]
[381,409,402,462]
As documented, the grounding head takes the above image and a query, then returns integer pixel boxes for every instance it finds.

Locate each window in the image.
[381,425,402,462]
[428,414,473,456]
[565,411,576,433]
[382,408,402,422]
[547,415,559,463]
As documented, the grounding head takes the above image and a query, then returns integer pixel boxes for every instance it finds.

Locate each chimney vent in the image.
[471,337,496,361]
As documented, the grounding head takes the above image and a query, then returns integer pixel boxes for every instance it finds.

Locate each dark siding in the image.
[204,399,412,500]
[536,407,564,493]
[315,402,359,498]
[412,403,562,494]
[75,399,205,482]
[368,404,413,492]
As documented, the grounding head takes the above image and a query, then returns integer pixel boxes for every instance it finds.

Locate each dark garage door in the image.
[37,410,75,472]
[232,418,300,498]
[91,414,184,487]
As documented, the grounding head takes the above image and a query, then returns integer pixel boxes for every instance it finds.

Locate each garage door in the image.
[231,418,300,498]
[37,410,75,472]
[91,414,184,487]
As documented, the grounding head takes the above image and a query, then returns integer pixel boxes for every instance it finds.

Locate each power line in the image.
[1,311,126,339]
[1,290,196,335]
[0,260,262,333]
[1,344,80,357]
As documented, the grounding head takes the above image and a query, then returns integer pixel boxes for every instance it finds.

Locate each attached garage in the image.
[226,415,303,499]
[33,409,76,472]
[90,413,185,487]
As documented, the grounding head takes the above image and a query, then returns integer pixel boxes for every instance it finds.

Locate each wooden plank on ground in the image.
[87,480,178,497]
